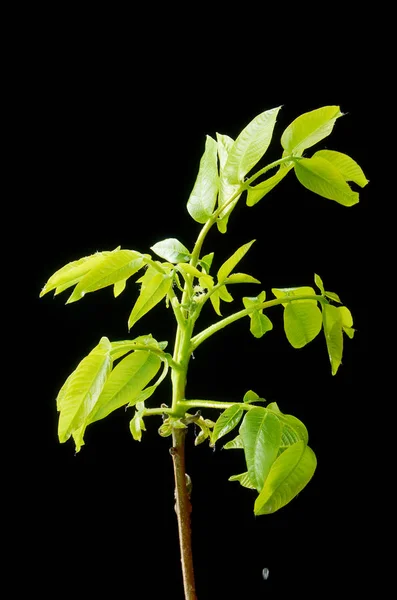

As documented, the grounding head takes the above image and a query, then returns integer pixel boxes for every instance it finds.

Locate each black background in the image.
[14,13,375,599]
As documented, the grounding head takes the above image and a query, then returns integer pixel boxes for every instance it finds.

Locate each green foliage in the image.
[281,105,343,156]
[187,135,219,224]
[151,238,191,263]
[41,102,366,540]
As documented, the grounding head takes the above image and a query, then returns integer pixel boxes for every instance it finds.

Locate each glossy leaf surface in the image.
[128,272,173,330]
[57,337,112,446]
[294,157,359,206]
[151,239,190,263]
[281,106,342,156]
[224,107,281,183]
[67,250,144,303]
[211,405,244,445]
[187,135,219,223]
[239,408,281,492]
[254,441,317,515]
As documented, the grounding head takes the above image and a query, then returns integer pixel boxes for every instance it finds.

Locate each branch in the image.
[191,294,327,350]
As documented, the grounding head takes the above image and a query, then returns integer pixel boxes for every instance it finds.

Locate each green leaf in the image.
[158,420,173,437]
[194,416,213,446]
[128,357,169,406]
[217,240,256,283]
[246,165,292,207]
[254,441,317,515]
[130,412,146,442]
[89,351,161,423]
[250,312,273,338]
[40,250,117,297]
[216,133,242,233]
[313,150,369,187]
[114,279,127,297]
[57,337,112,448]
[217,285,233,303]
[128,272,173,330]
[239,408,282,492]
[199,274,214,290]
[199,252,214,274]
[66,250,145,304]
[224,106,281,184]
[177,263,203,279]
[283,302,323,348]
[223,434,244,450]
[209,289,222,316]
[243,292,272,338]
[314,273,325,295]
[228,472,256,489]
[211,405,244,445]
[281,106,343,156]
[266,405,309,447]
[224,273,261,285]
[151,238,190,263]
[243,390,261,403]
[314,274,341,303]
[294,157,359,206]
[187,135,219,223]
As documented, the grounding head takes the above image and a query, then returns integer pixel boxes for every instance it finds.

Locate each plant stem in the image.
[243,155,296,187]
[171,427,197,600]
[191,294,327,350]
[179,399,252,411]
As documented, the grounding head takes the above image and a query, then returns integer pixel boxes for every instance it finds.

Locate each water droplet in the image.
[262,568,270,581]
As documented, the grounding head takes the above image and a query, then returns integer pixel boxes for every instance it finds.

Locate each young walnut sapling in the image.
[40,105,368,600]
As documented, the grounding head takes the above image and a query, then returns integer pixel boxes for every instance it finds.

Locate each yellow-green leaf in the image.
[224,107,281,184]
[313,150,369,187]
[281,106,343,156]
[40,250,115,297]
[128,272,173,330]
[239,408,282,492]
[254,441,317,515]
[67,250,144,303]
[294,157,359,206]
[217,240,255,283]
[89,351,161,423]
[246,165,292,207]
[187,135,219,224]
[57,337,112,446]
[284,302,322,348]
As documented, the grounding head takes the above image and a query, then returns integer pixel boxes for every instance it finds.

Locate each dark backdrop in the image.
[16,21,373,599]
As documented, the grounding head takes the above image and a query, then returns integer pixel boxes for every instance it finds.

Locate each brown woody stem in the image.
[170,427,197,600]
